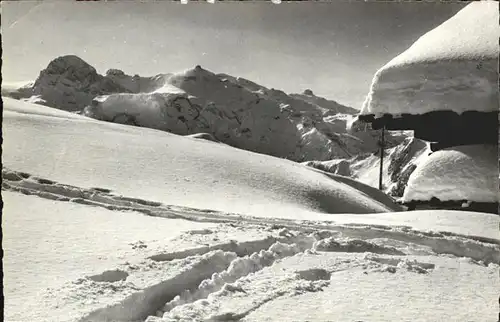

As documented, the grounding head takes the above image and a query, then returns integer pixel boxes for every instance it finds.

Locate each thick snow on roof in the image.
[389,1,499,65]
[3,97,400,218]
[402,144,499,203]
[361,1,500,116]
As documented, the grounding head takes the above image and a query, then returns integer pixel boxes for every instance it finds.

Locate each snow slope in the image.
[3,97,499,322]
[3,56,411,162]
[3,172,499,322]
[361,1,500,116]
[3,97,400,219]
[403,144,499,203]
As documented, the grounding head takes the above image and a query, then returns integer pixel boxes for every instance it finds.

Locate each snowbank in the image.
[402,144,499,203]
[141,212,498,322]
[3,97,401,219]
[361,1,499,116]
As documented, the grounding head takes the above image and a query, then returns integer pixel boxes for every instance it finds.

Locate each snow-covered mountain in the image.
[4,55,409,163]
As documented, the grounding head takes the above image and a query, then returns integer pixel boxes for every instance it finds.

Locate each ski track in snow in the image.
[2,167,499,322]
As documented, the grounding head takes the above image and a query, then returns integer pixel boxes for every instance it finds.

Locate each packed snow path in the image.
[3,168,499,322]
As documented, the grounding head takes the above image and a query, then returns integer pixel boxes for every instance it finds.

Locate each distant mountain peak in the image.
[37,55,100,86]
[45,55,96,72]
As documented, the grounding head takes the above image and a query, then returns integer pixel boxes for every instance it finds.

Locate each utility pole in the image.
[379,127,385,190]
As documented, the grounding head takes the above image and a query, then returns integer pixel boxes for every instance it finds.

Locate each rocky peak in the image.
[44,55,97,75]
[28,55,130,111]
[106,69,126,77]
[37,55,100,87]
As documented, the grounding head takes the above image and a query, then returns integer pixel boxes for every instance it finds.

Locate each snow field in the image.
[4,158,499,322]
[2,191,217,322]
[3,171,498,321]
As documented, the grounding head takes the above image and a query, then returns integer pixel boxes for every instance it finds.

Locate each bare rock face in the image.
[28,55,130,111]
[105,69,126,77]
[388,137,427,183]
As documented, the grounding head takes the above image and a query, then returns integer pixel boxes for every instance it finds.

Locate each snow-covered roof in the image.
[402,144,499,203]
[360,1,500,117]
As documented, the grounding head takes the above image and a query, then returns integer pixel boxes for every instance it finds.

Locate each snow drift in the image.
[4,56,410,162]
[360,1,499,117]
[402,144,499,203]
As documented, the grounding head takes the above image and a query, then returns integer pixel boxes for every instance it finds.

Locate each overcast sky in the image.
[2,1,466,108]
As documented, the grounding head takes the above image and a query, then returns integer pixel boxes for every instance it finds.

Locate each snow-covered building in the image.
[358,1,499,213]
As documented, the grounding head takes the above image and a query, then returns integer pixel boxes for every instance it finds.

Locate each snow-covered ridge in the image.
[4,55,409,162]
[361,1,500,116]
